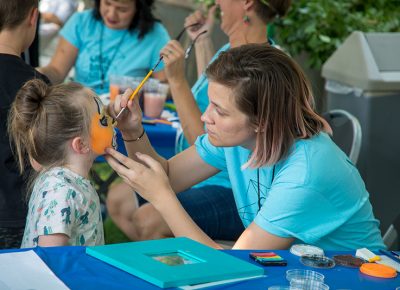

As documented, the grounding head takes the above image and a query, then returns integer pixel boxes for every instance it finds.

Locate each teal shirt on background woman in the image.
[61,10,170,94]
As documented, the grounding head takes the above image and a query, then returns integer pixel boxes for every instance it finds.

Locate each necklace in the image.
[99,24,128,89]
[257,165,275,212]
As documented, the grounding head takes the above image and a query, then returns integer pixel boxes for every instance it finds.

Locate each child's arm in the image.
[38,233,69,247]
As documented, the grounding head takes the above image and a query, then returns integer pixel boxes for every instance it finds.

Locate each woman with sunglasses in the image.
[106,0,291,242]
[106,44,384,250]
[38,0,170,94]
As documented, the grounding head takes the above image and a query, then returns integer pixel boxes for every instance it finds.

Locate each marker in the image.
[379,249,400,263]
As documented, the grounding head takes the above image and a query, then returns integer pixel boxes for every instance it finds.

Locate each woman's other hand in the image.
[160,40,185,83]
[108,88,143,136]
[105,148,174,205]
[184,6,217,41]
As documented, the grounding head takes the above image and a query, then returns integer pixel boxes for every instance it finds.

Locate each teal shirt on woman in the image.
[195,132,385,250]
[61,10,170,94]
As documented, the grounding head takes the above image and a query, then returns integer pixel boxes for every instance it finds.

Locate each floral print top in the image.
[21,167,104,247]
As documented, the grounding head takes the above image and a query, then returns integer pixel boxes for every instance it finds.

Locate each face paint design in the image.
[90,97,117,155]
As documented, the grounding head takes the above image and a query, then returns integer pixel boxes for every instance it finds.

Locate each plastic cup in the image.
[144,82,169,118]
[286,269,324,283]
[268,286,302,290]
[290,279,329,290]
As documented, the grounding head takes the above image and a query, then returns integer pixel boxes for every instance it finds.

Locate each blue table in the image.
[1,246,398,290]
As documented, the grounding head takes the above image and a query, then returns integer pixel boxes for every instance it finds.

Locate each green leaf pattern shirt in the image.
[21,167,104,247]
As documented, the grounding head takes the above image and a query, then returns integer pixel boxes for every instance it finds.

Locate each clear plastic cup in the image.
[286,269,325,283]
[290,279,329,290]
[268,286,302,290]
[144,82,169,118]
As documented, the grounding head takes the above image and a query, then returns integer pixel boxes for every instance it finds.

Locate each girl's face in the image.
[215,0,245,36]
[90,94,117,155]
[201,81,256,149]
[100,0,136,30]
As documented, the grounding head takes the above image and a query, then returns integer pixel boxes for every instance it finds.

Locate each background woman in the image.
[39,0,170,93]
[107,0,291,243]
[105,44,384,250]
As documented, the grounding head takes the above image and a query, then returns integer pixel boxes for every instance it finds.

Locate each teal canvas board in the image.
[86,237,263,288]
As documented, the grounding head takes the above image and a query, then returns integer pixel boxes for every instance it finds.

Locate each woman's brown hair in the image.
[7,79,92,175]
[206,43,331,168]
[255,0,291,23]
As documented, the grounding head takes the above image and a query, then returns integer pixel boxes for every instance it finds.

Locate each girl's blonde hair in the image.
[206,44,331,168]
[8,79,92,174]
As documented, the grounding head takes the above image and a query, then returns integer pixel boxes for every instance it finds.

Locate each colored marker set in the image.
[249,252,287,266]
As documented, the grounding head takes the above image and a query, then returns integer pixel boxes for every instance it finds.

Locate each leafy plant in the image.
[193,0,400,69]
[275,0,400,69]
[193,0,215,8]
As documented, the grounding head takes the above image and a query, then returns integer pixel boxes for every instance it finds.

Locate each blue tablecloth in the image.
[1,246,398,290]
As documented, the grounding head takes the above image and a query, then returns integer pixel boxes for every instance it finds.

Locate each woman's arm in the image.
[105,147,221,248]
[37,37,77,84]
[233,223,295,250]
[184,7,217,77]
[38,233,69,247]
[161,41,205,145]
[193,37,215,77]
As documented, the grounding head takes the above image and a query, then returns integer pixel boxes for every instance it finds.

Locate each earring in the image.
[243,15,250,24]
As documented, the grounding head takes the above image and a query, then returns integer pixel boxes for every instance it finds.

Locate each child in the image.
[0,0,50,248]
[8,79,116,247]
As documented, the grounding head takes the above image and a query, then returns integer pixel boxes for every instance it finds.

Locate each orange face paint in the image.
[91,97,117,155]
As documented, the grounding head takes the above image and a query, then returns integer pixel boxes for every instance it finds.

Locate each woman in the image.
[39,0,170,93]
[105,44,385,250]
[107,0,291,242]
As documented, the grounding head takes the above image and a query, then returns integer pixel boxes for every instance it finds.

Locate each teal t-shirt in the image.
[61,10,170,94]
[195,132,385,250]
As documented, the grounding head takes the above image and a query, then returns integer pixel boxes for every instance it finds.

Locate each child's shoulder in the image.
[34,167,92,196]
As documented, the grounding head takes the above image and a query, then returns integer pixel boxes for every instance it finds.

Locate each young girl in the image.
[8,79,116,247]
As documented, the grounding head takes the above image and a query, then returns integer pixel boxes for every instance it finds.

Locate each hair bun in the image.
[12,79,49,129]
[19,79,49,109]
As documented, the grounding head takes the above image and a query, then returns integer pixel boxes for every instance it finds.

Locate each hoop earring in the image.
[243,15,250,24]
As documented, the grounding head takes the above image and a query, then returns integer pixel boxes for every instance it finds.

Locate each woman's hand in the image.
[160,40,186,83]
[184,6,217,41]
[107,88,143,137]
[105,148,175,205]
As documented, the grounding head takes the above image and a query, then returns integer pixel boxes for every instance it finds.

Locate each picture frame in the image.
[86,237,263,288]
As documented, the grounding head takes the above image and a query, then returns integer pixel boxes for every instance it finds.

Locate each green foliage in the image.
[275,0,400,69]
[193,0,215,8]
